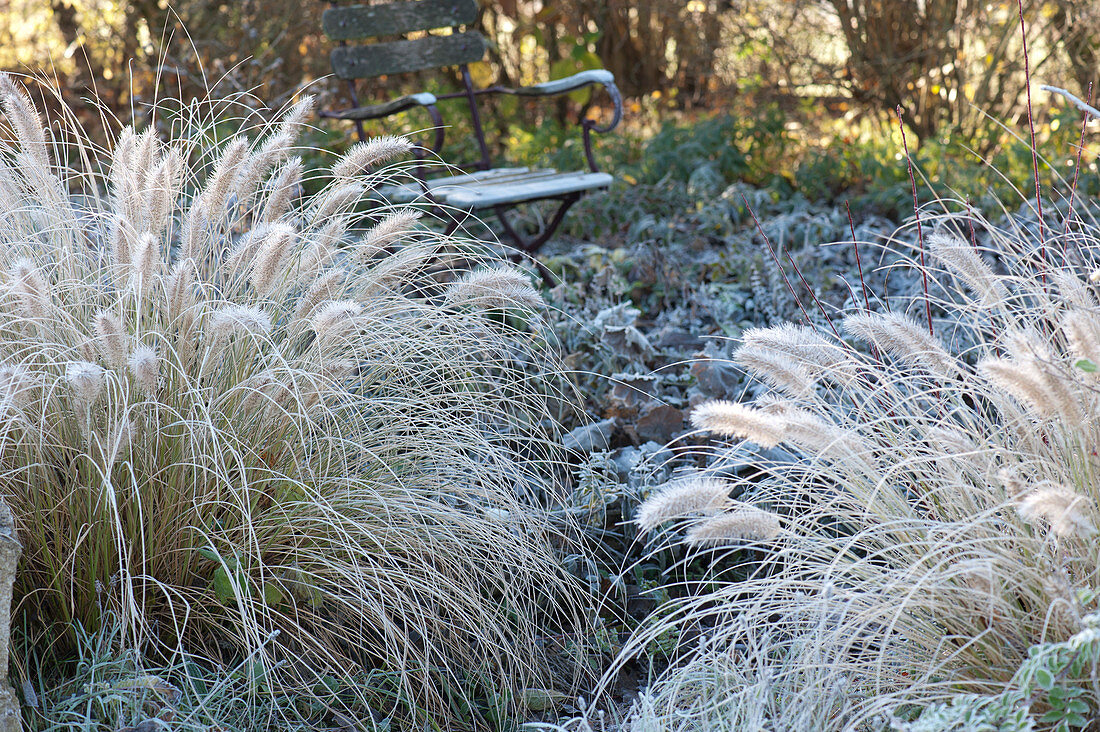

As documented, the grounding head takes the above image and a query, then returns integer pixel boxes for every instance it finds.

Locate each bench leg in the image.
[492,193,581,255]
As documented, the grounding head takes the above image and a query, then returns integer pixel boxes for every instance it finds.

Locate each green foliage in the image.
[0,76,582,730]
[894,609,1100,732]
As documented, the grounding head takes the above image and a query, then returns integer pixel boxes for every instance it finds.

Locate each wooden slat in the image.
[382,169,613,207]
[330,32,486,79]
[423,168,555,188]
[323,0,478,41]
[440,171,612,207]
[382,168,550,201]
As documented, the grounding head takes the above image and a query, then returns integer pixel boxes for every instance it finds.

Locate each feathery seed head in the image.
[314,216,349,252]
[1003,329,1049,362]
[927,230,1008,305]
[636,476,731,533]
[684,504,782,546]
[295,239,338,280]
[981,352,1086,426]
[198,136,250,219]
[444,266,544,310]
[280,96,315,132]
[311,182,365,223]
[261,156,303,223]
[208,304,272,342]
[223,224,269,282]
[93,311,128,368]
[1052,269,1097,309]
[163,258,197,325]
[235,98,315,197]
[110,127,138,189]
[332,135,412,178]
[8,258,49,319]
[1061,310,1100,367]
[762,400,869,462]
[733,345,816,398]
[249,223,297,294]
[132,128,159,188]
[844,311,956,377]
[980,358,1062,420]
[130,231,159,290]
[0,74,47,161]
[127,345,160,393]
[740,323,856,382]
[65,361,106,409]
[108,216,135,268]
[360,243,437,295]
[311,300,363,344]
[145,148,185,232]
[293,269,346,321]
[1016,483,1097,538]
[690,400,787,448]
[0,364,34,414]
[358,208,423,258]
[925,425,977,454]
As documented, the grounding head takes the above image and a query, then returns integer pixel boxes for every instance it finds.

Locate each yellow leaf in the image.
[468,61,494,88]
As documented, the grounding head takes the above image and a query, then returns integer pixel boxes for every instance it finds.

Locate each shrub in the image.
[613,200,1100,729]
[0,74,581,728]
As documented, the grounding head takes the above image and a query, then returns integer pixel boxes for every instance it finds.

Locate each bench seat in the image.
[383,167,613,209]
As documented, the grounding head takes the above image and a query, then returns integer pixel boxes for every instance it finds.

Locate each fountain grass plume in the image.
[614,199,1100,729]
[0,73,584,729]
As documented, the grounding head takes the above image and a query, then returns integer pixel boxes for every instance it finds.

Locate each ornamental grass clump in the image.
[0,74,577,727]
[617,205,1100,728]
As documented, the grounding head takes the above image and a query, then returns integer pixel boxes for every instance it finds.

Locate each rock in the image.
[635,404,685,445]
[562,418,616,454]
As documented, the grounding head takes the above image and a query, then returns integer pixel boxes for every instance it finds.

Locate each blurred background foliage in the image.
[1,0,1098,209]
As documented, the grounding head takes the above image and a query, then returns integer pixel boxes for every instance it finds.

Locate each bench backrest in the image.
[323,0,486,80]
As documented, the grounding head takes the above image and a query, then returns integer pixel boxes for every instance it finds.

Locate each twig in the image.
[896,106,933,336]
[1041,84,1100,121]
[1017,0,1046,249]
[741,193,811,326]
[845,201,871,313]
[1063,82,1093,243]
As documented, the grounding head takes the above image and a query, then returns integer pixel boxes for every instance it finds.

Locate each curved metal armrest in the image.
[509,70,623,134]
[321,92,446,160]
[319,92,438,121]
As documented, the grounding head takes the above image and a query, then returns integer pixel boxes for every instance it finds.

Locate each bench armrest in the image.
[319,92,438,121]
[509,70,622,134]
[512,70,613,97]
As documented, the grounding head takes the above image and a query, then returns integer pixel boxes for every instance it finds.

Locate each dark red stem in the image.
[966,196,979,250]
[1017,0,1046,254]
[741,193,812,326]
[845,201,872,313]
[896,106,933,336]
[1064,82,1094,243]
[785,251,841,339]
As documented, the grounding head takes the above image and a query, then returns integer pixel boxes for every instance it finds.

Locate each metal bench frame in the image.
[319,0,623,252]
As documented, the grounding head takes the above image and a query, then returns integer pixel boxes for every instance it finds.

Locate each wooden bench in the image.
[319,0,623,252]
